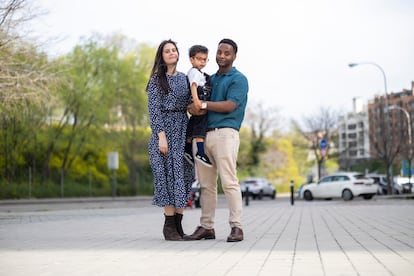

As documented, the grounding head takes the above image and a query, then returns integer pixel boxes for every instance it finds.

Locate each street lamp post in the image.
[387,105,412,188]
[348,62,393,193]
[348,62,389,111]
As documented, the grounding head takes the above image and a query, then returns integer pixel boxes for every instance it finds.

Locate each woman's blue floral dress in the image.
[147,72,194,208]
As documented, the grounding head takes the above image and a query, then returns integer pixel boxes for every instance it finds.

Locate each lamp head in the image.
[348,63,358,68]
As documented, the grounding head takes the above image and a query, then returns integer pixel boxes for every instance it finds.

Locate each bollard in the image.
[245,186,249,206]
[290,180,294,206]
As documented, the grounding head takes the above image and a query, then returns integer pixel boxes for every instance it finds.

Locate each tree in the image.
[42,33,153,192]
[286,129,315,183]
[241,102,281,175]
[265,137,304,191]
[368,98,401,194]
[292,107,338,179]
[0,0,58,182]
[0,0,53,110]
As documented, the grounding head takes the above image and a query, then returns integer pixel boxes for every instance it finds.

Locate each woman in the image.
[146,39,194,241]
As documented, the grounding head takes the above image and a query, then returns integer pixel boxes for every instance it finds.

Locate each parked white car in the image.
[240,178,276,200]
[393,176,413,193]
[301,172,377,201]
[366,173,402,195]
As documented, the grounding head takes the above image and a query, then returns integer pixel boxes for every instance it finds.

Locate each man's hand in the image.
[187,102,207,116]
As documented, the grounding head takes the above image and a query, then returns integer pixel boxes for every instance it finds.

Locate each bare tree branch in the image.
[292,107,339,179]
[0,0,57,113]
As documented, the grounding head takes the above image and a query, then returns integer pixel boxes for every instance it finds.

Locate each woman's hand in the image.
[158,131,168,155]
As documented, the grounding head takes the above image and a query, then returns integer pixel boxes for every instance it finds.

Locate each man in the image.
[186,38,248,242]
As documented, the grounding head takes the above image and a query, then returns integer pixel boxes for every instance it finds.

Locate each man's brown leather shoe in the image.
[184,226,215,240]
[227,227,243,242]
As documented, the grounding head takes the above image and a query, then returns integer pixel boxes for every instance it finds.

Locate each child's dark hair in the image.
[189,45,208,57]
[219,38,238,54]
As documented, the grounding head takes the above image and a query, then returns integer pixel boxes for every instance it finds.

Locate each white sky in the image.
[33,0,414,123]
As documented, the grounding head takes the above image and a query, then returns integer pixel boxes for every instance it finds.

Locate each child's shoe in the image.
[195,153,213,167]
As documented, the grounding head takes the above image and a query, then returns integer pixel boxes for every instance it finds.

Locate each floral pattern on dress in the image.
[147,72,194,208]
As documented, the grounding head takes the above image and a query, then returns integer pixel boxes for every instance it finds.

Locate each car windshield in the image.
[354,174,369,180]
[370,177,379,183]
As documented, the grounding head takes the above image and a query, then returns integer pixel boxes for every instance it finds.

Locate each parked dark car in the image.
[240,178,276,200]
[187,181,201,208]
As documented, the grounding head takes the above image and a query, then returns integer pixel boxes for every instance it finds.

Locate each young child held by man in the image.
[184,45,212,167]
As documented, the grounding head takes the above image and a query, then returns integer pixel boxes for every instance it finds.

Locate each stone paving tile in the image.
[0,197,413,275]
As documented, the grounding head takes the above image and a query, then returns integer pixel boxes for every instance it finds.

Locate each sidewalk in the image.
[0,195,413,276]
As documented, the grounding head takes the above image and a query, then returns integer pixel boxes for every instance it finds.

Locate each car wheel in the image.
[342,189,353,201]
[258,190,263,200]
[271,191,276,199]
[363,194,373,200]
[303,190,313,201]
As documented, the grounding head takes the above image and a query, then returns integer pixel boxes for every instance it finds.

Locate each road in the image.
[0,195,413,276]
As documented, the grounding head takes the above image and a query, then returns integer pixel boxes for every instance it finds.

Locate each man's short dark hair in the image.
[189,45,209,57]
[219,38,238,54]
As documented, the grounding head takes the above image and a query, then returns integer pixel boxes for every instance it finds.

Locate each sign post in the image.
[108,152,119,197]
[319,138,328,177]
[319,138,328,157]
[402,159,413,192]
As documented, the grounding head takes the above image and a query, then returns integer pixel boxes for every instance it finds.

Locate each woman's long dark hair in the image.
[146,39,179,94]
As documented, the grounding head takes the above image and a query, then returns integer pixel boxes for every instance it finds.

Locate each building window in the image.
[348,124,356,130]
[348,133,357,139]
[349,141,357,148]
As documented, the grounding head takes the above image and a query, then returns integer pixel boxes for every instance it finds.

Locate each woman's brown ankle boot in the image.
[175,213,185,238]
[163,214,182,241]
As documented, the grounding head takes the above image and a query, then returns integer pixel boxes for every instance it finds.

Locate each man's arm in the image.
[203,100,236,113]
[187,100,236,116]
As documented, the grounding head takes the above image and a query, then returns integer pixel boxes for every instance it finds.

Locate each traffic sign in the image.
[402,159,414,176]
[319,138,327,149]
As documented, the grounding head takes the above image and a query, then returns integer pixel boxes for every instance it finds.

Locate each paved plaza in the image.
[0,195,413,276]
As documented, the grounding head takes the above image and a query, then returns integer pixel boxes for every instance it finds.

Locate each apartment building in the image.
[339,81,414,172]
[368,81,414,172]
[338,97,370,169]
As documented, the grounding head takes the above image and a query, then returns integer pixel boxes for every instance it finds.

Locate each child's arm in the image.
[191,82,202,109]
